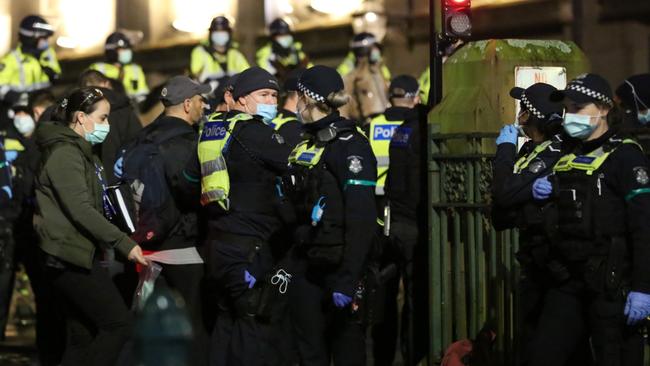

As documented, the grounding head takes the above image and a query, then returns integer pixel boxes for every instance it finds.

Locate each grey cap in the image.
[160,76,211,107]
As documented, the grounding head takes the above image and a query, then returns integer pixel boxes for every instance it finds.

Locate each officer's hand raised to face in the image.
[496,125,518,146]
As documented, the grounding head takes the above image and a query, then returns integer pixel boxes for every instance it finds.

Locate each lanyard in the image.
[93,163,116,220]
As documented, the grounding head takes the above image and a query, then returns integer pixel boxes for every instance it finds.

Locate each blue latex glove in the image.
[1,186,11,200]
[332,292,353,308]
[5,150,17,163]
[496,125,518,146]
[532,176,553,200]
[114,156,124,179]
[244,270,256,289]
[624,291,650,325]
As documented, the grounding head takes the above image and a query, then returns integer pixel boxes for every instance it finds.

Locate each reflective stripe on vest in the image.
[513,140,553,174]
[198,112,254,209]
[288,140,325,168]
[270,113,297,131]
[89,62,148,97]
[553,139,641,176]
[369,114,402,195]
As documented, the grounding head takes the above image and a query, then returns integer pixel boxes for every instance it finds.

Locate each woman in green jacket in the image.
[34,87,147,366]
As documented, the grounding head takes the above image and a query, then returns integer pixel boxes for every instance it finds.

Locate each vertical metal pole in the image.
[571,0,584,48]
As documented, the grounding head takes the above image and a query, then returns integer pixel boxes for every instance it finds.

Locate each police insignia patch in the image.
[348,156,363,174]
[528,160,546,174]
[634,167,649,185]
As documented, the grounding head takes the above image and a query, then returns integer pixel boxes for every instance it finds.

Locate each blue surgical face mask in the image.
[83,122,111,145]
[275,35,293,49]
[563,112,598,140]
[118,49,133,64]
[211,31,230,47]
[256,103,278,124]
[14,114,35,136]
[638,110,650,125]
[37,38,49,51]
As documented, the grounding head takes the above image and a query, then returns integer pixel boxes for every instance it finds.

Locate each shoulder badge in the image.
[633,166,649,185]
[348,155,363,174]
[272,133,285,145]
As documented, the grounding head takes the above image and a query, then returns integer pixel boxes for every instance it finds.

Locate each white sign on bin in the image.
[513,66,567,148]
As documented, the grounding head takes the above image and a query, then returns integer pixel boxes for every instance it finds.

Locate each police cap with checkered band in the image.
[297,65,344,107]
[510,83,564,121]
[550,73,614,108]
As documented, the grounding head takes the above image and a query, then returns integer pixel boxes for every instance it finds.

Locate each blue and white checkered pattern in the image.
[298,82,326,104]
[567,84,614,107]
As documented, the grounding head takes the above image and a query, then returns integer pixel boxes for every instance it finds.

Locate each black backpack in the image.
[121,126,191,247]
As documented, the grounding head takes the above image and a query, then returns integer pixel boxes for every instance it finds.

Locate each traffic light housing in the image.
[442,0,471,39]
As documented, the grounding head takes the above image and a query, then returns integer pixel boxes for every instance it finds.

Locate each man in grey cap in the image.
[121,75,209,365]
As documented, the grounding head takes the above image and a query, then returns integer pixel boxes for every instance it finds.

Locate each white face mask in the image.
[118,49,133,64]
[14,114,35,136]
[275,35,293,49]
[211,31,230,47]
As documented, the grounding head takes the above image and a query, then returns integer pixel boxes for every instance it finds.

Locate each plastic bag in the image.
[132,261,162,311]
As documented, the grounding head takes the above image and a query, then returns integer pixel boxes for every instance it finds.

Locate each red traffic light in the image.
[442,0,471,38]
[446,0,470,6]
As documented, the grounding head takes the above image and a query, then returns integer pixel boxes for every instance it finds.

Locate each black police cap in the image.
[298,65,344,106]
[210,16,231,32]
[269,18,292,36]
[510,83,564,121]
[550,73,614,107]
[389,75,419,98]
[232,67,279,99]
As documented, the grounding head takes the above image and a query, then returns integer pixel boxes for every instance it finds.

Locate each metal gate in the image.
[428,129,520,365]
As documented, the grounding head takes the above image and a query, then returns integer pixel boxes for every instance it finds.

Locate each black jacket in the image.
[386,105,427,220]
[137,115,201,250]
[298,112,378,296]
[210,110,292,241]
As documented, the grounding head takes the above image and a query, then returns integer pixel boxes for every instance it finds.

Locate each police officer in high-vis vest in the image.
[0,15,60,108]
[370,75,423,365]
[528,73,650,366]
[190,16,249,95]
[284,65,377,365]
[270,67,304,148]
[490,83,576,366]
[89,32,149,103]
[418,67,430,106]
[336,32,390,82]
[199,67,291,366]
[256,18,311,84]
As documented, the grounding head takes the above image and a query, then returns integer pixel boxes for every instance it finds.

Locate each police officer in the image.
[89,31,149,103]
[529,73,650,366]
[0,15,60,109]
[490,83,573,366]
[191,17,249,97]
[285,65,377,365]
[372,75,427,366]
[270,67,304,148]
[336,32,390,81]
[199,67,291,366]
[614,74,650,132]
[256,18,311,83]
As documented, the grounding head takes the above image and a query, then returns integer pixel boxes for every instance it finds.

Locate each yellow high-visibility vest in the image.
[89,62,149,99]
[368,114,403,195]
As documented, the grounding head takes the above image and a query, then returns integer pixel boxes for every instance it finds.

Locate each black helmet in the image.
[104,32,131,63]
[210,16,231,32]
[18,15,54,39]
[269,18,292,37]
[350,32,378,49]
[105,31,131,50]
